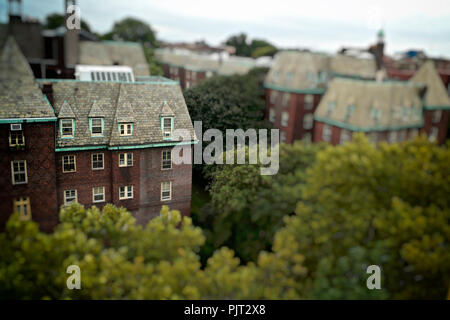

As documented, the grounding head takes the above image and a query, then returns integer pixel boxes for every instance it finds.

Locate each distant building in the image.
[0,36,196,232]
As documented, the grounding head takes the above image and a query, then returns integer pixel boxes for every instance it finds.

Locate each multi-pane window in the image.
[270,91,278,104]
[119,123,133,136]
[91,118,103,136]
[93,186,105,203]
[62,155,76,173]
[302,132,312,143]
[280,131,286,143]
[161,181,172,201]
[398,130,407,142]
[11,160,27,185]
[322,124,332,142]
[429,127,438,142]
[432,110,442,123]
[326,101,336,115]
[92,153,104,170]
[61,119,74,137]
[162,150,172,170]
[64,189,77,205]
[340,129,352,144]
[13,197,31,220]
[281,112,289,127]
[119,152,133,167]
[388,131,397,144]
[162,117,173,138]
[119,186,133,200]
[369,132,378,143]
[304,94,314,110]
[269,108,275,123]
[281,93,290,107]
[9,130,25,147]
[303,113,314,130]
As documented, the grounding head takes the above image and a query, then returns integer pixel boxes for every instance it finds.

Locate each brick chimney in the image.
[374,29,385,71]
[8,0,22,23]
[42,82,54,107]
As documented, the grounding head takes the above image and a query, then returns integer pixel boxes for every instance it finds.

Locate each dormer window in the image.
[344,105,355,120]
[90,118,104,136]
[370,107,382,123]
[61,119,74,138]
[162,117,173,139]
[326,101,336,115]
[119,123,133,136]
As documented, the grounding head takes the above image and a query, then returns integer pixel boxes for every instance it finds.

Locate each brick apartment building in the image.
[0,37,196,231]
[265,50,450,145]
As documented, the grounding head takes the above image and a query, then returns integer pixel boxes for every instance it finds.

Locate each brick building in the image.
[0,37,196,231]
[264,50,450,145]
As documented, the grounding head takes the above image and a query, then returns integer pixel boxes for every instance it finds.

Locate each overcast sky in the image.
[1,0,450,58]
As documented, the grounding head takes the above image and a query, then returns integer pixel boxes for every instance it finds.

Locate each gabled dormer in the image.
[116,102,135,136]
[58,100,76,139]
[88,100,105,137]
[160,100,175,140]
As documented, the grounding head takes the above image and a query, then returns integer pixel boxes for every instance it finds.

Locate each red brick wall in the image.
[313,121,340,145]
[0,123,58,232]
[422,110,449,144]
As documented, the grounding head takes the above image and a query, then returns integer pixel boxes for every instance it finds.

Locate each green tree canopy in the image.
[224,33,278,57]
[44,12,91,32]
[101,17,157,47]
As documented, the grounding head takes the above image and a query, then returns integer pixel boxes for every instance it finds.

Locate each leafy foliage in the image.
[225,33,278,57]
[44,12,92,32]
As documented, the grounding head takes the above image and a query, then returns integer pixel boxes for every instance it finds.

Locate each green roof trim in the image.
[0,117,57,123]
[36,78,179,86]
[55,140,198,152]
[314,115,424,132]
[101,40,142,47]
[264,82,326,94]
[423,105,450,110]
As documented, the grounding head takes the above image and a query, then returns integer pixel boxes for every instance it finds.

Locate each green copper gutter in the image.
[36,78,179,86]
[55,140,198,152]
[263,83,326,94]
[423,105,450,110]
[313,115,424,132]
[0,117,57,124]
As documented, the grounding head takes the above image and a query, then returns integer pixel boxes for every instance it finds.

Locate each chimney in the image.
[8,0,22,23]
[64,0,80,68]
[42,82,54,107]
[374,29,385,71]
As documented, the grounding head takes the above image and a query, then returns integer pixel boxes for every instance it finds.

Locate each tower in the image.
[8,0,22,23]
[64,0,80,68]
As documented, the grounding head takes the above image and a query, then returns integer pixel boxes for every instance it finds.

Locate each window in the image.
[388,131,397,144]
[64,189,77,205]
[11,160,27,185]
[9,130,25,147]
[280,131,286,143]
[304,94,314,110]
[161,181,172,201]
[345,105,356,120]
[429,127,438,142]
[92,153,104,170]
[410,129,419,139]
[281,93,290,107]
[302,132,312,143]
[93,186,105,203]
[432,110,442,123]
[398,130,407,142]
[326,101,336,115]
[340,129,352,144]
[112,73,117,81]
[91,72,95,81]
[119,186,133,200]
[270,91,278,104]
[269,108,275,123]
[107,72,111,81]
[119,153,133,167]
[61,119,74,137]
[322,124,332,142]
[303,113,314,130]
[280,112,288,127]
[13,197,31,220]
[370,107,382,123]
[369,132,378,143]
[162,117,173,138]
[62,155,76,173]
[162,150,172,170]
[119,123,133,136]
[90,118,103,136]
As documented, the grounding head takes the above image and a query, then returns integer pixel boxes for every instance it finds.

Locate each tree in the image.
[196,142,324,263]
[101,17,157,47]
[44,13,91,32]
[224,34,278,58]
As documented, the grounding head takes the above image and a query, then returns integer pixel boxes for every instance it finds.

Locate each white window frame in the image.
[62,155,76,173]
[303,113,314,130]
[92,186,105,203]
[280,131,286,143]
[269,108,275,123]
[162,117,174,139]
[9,130,25,147]
[281,111,289,127]
[13,196,31,220]
[161,181,172,201]
[432,110,442,123]
[90,118,103,136]
[429,127,439,142]
[119,123,133,136]
[302,132,312,143]
[92,153,104,170]
[340,129,351,144]
[11,160,27,185]
[322,124,332,142]
[61,119,74,138]
[119,186,133,200]
[64,189,77,205]
[270,91,278,104]
[119,152,133,167]
[161,149,172,170]
[304,94,314,110]
[281,93,290,107]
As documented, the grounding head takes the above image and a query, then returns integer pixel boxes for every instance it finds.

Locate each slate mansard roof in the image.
[79,41,150,77]
[0,36,55,121]
[38,79,196,149]
[264,51,377,92]
[314,78,426,131]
